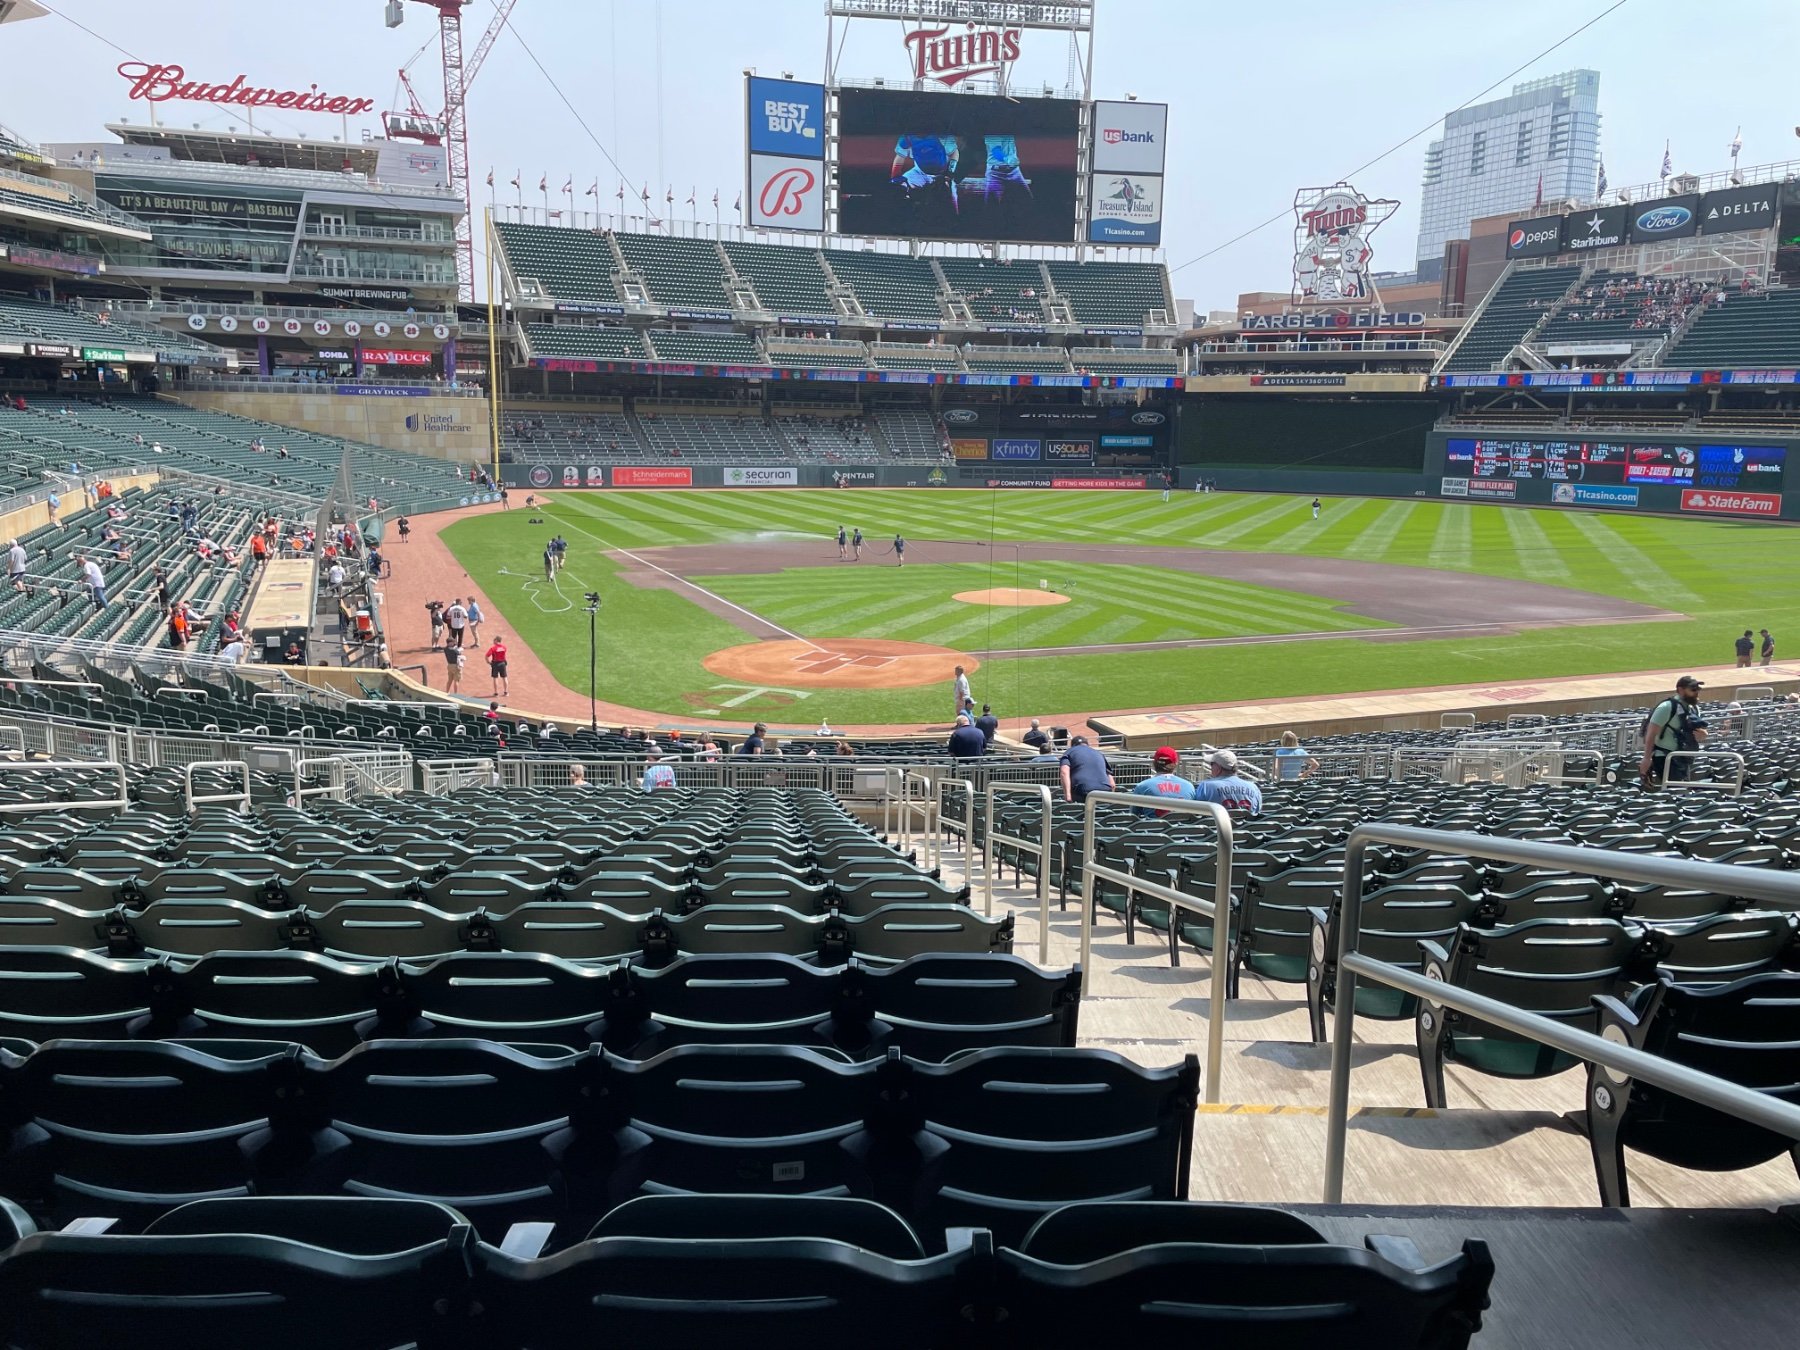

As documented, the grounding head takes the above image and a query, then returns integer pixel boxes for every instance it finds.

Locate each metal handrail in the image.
[1661,749,1746,793]
[937,777,975,864]
[1322,825,1800,1204]
[901,771,940,872]
[183,759,251,813]
[1077,792,1234,1105]
[983,783,1052,961]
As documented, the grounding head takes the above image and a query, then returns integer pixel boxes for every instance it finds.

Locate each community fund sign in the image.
[116,62,376,116]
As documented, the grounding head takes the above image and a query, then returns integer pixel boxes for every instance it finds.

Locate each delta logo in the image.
[1102,128,1156,145]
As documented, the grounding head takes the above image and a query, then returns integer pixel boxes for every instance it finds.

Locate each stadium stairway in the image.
[937,833,1800,1214]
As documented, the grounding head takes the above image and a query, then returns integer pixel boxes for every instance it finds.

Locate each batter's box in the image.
[849,654,896,669]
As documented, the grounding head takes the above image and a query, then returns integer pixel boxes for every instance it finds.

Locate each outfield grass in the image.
[439,489,1795,724]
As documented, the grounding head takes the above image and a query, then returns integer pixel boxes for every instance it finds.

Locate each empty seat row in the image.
[0,1194,1493,1350]
[0,897,1013,962]
[0,1039,1199,1249]
[0,948,1074,1059]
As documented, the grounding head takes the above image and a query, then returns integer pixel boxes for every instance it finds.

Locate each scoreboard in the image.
[1444,438,1786,490]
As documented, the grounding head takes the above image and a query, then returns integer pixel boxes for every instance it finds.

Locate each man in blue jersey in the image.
[1130,746,1196,817]
[1192,748,1263,817]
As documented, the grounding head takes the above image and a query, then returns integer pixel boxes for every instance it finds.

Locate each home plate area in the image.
[701,639,978,690]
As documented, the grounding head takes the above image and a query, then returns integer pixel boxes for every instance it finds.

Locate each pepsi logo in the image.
[1508,229,1525,249]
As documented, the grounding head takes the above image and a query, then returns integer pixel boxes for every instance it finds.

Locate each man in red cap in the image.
[1130,746,1197,817]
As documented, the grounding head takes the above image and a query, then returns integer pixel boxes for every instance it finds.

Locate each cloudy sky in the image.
[3,0,1791,309]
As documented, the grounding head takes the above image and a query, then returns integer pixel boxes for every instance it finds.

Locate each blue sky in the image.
[3,0,1793,308]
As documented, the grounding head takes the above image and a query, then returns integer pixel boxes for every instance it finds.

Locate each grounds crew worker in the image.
[1640,675,1708,786]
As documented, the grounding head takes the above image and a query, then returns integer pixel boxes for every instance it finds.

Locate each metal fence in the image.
[1078,793,1235,1105]
[1321,825,1800,1204]
[983,783,1053,963]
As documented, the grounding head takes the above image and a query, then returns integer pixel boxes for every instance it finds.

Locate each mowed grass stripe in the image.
[1200,496,1316,547]
[1425,504,1473,571]
[1338,500,1419,561]
[1500,505,1574,585]
[1559,511,1703,608]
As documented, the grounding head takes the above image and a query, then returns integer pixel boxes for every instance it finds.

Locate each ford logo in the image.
[943,408,979,423]
[1130,411,1165,426]
[1636,206,1691,233]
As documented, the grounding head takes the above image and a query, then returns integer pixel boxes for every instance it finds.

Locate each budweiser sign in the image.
[902,24,1021,87]
[116,62,376,116]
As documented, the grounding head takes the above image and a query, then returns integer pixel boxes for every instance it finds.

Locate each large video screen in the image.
[836,88,1080,243]
[1444,438,1786,490]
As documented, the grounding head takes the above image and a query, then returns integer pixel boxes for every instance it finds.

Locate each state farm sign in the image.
[116,62,375,116]
[903,24,1021,87]
[1679,489,1782,516]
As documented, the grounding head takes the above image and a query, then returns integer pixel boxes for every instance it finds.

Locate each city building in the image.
[1414,69,1601,283]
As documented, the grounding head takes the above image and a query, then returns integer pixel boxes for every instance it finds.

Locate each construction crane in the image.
[383,0,518,301]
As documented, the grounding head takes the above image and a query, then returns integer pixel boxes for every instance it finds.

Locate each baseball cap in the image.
[1152,746,1180,767]
[1676,676,1705,691]
[1210,748,1239,771]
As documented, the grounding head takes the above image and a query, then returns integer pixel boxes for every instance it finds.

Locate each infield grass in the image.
[439,489,1794,725]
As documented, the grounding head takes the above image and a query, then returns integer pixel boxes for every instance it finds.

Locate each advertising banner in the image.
[1044,439,1093,462]
[836,87,1081,244]
[990,437,1042,461]
[1440,477,1469,497]
[1088,173,1163,245]
[98,186,300,227]
[613,466,693,487]
[724,466,799,486]
[1090,101,1168,175]
[1053,477,1146,490]
[1680,489,1781,516]
[1552,483,1640,507]
[1699,184,1778,235]
[1562,205,1627,252]
[1505,215,1564,258]
[1696,444,1786,490]
[359,349,433,366]
[746,77,825,159]
[1629,195,1700,244]
[586,465,605,486]
[1466,479,1518,500]
[747,154,824,232]
[951,438,989,460]
[986,477,1052,488]
[1099,434,1153,448]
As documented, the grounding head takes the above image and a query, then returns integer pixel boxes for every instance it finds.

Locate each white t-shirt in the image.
[81,560,103,589]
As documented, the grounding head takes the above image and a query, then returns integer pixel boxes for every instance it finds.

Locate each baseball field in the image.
[435,488,1791,726]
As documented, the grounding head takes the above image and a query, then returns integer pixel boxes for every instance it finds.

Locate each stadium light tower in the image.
[383,0,518,301]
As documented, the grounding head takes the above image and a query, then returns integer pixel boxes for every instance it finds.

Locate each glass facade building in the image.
[1415,70,1601,282]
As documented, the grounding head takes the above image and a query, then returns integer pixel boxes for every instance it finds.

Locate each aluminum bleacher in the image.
[614,233,732,310]
[723,240,838,315]
[821,249,945,320]
[1043,259,1171,326]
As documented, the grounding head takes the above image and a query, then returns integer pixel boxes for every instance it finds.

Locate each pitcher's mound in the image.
[704,639,977,689]
[953,587,1072,607]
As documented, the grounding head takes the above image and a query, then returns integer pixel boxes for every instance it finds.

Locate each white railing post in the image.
[983,782,1055,962]
[1075,792,1234,1105]
[183,759,251,813]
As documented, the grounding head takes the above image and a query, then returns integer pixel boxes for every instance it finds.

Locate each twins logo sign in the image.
[748,155,823,232]
[1292,183,1397,303]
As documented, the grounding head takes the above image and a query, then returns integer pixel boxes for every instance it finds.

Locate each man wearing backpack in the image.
[1639,675,1708,786]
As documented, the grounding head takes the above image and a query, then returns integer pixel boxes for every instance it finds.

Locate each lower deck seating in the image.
[0,1194,1491,1350]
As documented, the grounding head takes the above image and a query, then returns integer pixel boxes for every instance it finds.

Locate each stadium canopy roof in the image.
[106,123,384,176]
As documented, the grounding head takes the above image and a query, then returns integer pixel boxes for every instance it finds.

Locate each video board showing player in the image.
[837,88,1080,243]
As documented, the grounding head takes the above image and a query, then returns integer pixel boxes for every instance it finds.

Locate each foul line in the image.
[547,509,828,654]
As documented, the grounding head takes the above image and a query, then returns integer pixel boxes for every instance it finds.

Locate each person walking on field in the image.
[1735,630,1754,668]
[486,634,509,698]
[1311,497,1322,520]
[852,527,864,560]
[952,665,972,723]
[396,515,411,544]
[445,643,465,695]
[837,525,847,559]
[465,598,484,644]
[445,598,469,649]
[893,533,906,567]
[1761,628,1775,666]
